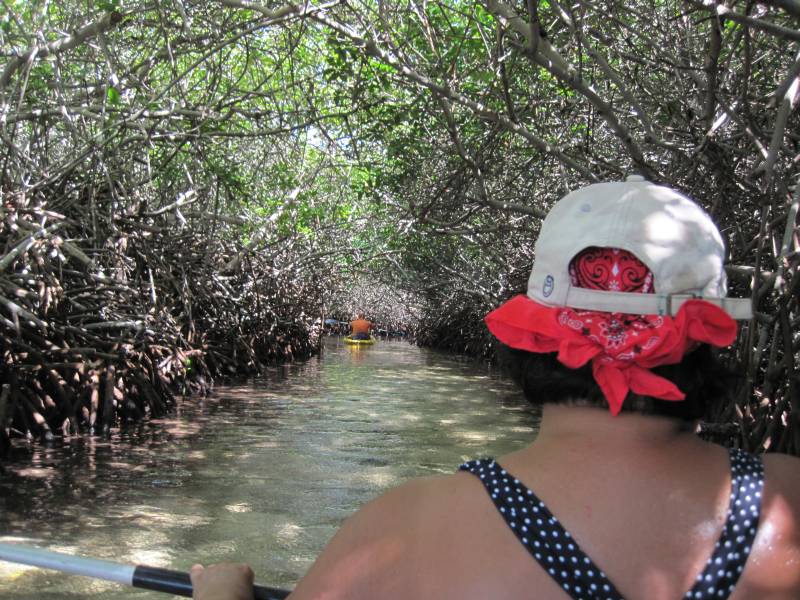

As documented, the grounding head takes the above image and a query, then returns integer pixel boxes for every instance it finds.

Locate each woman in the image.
[193,177,800,599]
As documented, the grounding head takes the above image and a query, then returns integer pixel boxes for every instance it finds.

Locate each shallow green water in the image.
[0,339,539,598]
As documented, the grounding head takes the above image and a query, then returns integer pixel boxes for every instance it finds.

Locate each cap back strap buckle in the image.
[544,288,753,320]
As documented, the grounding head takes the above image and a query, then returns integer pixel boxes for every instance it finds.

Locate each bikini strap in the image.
[460,458,625,600]
[460,448,764,600]
[683,447,764,599]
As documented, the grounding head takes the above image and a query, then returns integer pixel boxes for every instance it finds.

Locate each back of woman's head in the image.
[496,343,737,421]
[484,177,751,419]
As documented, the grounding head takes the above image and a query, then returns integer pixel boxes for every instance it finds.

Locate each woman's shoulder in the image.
[762,451,800,519]
[761,451,800,521]
[736,451,800,598]
[762,451,800,484]
[335,471,477,532]
[289,471,486,599]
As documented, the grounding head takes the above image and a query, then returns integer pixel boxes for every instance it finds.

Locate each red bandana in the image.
[486,248,737,415]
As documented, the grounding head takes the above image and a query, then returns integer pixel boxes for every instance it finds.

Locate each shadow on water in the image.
[0,339,539,597]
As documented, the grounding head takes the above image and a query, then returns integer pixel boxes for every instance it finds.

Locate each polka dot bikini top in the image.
[459,447,763,600]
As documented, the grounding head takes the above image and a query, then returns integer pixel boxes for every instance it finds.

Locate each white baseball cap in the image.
[526,175,752,319]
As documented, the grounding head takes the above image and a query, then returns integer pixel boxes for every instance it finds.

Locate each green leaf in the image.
[98,0,120,12]
[106,86,121,104]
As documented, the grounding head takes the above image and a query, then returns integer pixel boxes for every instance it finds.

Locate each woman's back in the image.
[290,407,800,599]
[191,179,800,600]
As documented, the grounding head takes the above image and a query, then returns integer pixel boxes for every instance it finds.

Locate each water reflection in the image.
[0,339,539,598]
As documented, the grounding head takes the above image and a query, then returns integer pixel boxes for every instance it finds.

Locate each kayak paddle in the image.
[0,542,290,599]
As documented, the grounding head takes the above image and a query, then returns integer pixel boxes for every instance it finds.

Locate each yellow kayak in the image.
[344,335,376,345]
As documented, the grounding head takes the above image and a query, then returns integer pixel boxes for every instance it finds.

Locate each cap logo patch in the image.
[543,275,554,297]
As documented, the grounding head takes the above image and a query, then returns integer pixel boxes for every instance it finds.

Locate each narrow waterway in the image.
[0,339,539,598]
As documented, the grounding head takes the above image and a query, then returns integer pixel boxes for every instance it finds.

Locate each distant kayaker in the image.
[192,177,800,600]
[349,313,372,340]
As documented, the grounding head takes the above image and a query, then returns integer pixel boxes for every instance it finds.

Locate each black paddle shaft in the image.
[132,565,291,599]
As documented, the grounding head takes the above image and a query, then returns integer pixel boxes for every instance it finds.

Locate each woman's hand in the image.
[190,563,255,600]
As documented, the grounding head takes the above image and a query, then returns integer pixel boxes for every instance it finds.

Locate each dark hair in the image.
[496,344,736,421]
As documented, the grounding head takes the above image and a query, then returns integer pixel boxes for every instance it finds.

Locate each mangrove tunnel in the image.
[0,0,798,591]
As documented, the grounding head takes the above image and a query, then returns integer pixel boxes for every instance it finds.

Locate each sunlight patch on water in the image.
[127,548,172,567]
[0,535,39,544]
[0,562,33,579]
[454,430,496,443]
[277,523,303,542]
[360,470,399,489]
[8,467,55,479]
[115,505,212,529]
[252,440,280,448]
